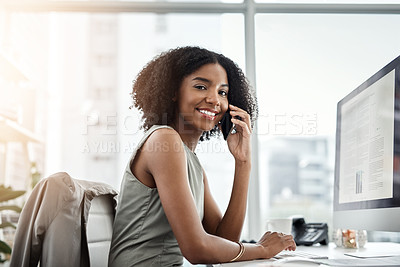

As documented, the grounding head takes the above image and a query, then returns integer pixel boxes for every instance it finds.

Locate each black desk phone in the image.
[292,217,329,246]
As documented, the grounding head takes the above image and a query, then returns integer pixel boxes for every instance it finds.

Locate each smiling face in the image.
[174,63,229,135]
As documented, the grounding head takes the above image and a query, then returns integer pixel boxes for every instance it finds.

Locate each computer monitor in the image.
[333,55,400,232]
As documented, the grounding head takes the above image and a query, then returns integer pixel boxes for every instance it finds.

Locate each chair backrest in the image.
[9,173,118,267]
[86,195,115,267]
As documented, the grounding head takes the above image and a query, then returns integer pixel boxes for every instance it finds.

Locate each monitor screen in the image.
[333,55,400,232]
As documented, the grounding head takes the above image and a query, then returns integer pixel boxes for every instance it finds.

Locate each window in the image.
[255,13,400,239]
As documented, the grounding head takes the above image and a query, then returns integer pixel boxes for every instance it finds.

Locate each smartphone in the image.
[220,109,242,140]
[220,110,234,140]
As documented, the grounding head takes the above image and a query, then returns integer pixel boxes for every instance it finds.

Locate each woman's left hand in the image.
[226,104,252,163]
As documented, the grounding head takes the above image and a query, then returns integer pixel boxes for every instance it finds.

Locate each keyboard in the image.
[274,250,329,260]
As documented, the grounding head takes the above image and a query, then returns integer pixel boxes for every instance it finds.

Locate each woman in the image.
[108,46,296,266]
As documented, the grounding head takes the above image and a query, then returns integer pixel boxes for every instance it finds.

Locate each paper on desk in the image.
[318,256,400,266]
[344,251,400,258]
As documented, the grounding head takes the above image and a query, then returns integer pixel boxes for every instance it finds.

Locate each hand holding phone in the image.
[220,104,252,162]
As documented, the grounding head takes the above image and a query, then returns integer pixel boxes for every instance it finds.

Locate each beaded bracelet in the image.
[229,241,245,262]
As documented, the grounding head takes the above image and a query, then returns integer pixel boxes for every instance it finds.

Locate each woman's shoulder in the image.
[147,125,180,141]
[139,126,187,177]
[143,125,184,153]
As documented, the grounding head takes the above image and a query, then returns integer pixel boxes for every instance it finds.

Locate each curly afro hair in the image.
[131,46,258,141]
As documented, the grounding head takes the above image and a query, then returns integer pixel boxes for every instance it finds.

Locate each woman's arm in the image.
[142,128,295,264]
[202,104,253,241]
[141,128,241,263]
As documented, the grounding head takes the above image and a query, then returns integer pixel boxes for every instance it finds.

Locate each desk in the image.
[216,242,400,266]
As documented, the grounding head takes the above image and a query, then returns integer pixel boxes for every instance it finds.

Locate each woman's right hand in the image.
[256,231,297,259]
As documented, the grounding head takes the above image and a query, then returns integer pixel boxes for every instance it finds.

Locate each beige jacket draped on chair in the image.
[9,172,118,267]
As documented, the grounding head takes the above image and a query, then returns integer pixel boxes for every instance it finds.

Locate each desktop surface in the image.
[216,242,400,266]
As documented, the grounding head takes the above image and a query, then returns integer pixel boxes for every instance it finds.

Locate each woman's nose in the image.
[205,90,220,106]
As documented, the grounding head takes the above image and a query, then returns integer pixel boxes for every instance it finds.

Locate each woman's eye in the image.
[219,90,228,97]
[195,85,206,90]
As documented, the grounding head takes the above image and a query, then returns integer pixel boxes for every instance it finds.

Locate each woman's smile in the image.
[196,108,219,121]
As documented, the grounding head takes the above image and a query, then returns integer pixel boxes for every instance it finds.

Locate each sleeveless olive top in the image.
[108,125,204,266]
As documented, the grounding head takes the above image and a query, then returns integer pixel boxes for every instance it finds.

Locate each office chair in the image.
[9,172,118,267]
[86,194,115,267]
